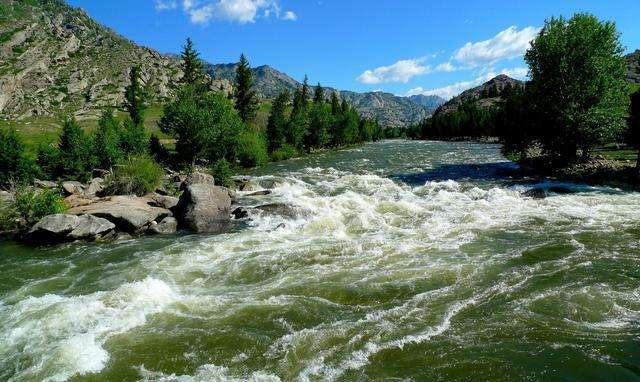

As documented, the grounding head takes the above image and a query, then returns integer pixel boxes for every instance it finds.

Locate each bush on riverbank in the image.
[104,155,164,196]
[0,186,67,231]
[0,127,39,187]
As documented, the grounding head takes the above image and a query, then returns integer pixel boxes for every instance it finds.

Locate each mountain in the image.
[434,74,524,116]
[626,50,640,84]
[0,0,181,119]
[206,63,439,127]
[408,94,446,110]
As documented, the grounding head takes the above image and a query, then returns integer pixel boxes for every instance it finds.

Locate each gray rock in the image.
[68,215,116,240]
[0,190,14,204]
[148,216,178,235]
[85,178,104,197]
[175,184,232,233]
[255,203,302,219]
[181,172,215,190]
[231,207,250,219]
[146,193,179,210]
[68,196,171,233]
[26,214,115,242]
[34,179,58,189]
[61,181,85,196]
[246,190,272,196]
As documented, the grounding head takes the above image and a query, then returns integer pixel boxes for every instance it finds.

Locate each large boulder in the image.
[85,178,105,197]
[181,172,215,190]
[148,216,178,235]
[175,184,232,233]
[68,196,171,233]
[61,181,85,196]
[26,214,115,243]
[146,193,179,210]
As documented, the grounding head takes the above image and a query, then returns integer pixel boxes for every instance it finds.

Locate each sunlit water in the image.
[1,140,640,381]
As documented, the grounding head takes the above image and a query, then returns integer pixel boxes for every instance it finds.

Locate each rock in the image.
[146,193,179,210]
[68,215,116,240]
[26,214,115,242]
[246,190,272,196]
[61,181,85,196]
[148,216,178,235]
[92,169,110,178]
[65,194,99,209]
[231,207,250,219]
[523,188,547,199]
[181,172,215,190]
[68,196,171,233]
[85,178,104,197]
[175,184,232,233]
[255,203,302,219]
[0,190,14,204]
[34,179,58,189]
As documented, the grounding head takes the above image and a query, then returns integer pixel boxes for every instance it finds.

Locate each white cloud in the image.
[155,0,177,10]
[453,26,539,67]
[283,11,297,21]
[158,0,294,24]
[356,59,428,84]
[434,61,456,72]
[406,67,528,100]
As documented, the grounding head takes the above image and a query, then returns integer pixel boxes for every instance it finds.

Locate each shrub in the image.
[236,129,268,168]
[11,186,67,226]
[0,201,19,232]
[211,159,234,188]
[271,143,298,161]
[104,155,164,196]
[0,127,39,186]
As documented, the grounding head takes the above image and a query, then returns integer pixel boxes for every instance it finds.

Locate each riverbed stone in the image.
[26,214,115,242]
[181,172,215,190]
[175,184,232,233]
[34,179,58,189]
[61,181,85,196]
[85,178,104,197]
[148,216,178,235]
[146,193,179,210]
[68,196,171,233]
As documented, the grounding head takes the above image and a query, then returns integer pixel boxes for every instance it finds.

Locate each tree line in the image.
[409,13,640,171]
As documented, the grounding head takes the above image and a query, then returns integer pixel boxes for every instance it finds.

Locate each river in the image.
[1,140,639,381]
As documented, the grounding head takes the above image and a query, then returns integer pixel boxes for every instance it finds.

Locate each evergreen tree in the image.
[0,127,38,186]
[234,54,258,123]
[330,92,340,116]
[58,117,93,180]
[288,81,310,150]
[180,38,205,85]
[124,66,147,126]
[93,108,123,169]
[266,90,289,153]
[313,82,324,104]
[307,103,331,149]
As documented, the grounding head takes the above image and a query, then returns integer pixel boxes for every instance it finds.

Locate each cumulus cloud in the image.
[157,0,296,24]
[155,0,177,10]
[356,59,428,84]
[453,26,539,67]
[406,67,528,99]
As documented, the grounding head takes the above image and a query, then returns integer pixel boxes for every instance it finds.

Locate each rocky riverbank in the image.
[1,171,274,245]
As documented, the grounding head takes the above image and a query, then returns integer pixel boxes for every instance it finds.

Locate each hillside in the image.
[434,74,524,116]
[627,50,640,84]
[0,0,182,119]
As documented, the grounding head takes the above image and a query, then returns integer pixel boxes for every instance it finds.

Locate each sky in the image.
[67,0,640,100]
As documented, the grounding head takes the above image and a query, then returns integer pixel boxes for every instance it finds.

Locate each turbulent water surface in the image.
[1,140,640,381]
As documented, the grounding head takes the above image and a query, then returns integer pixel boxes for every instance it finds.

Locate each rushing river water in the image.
[1,140,640,381]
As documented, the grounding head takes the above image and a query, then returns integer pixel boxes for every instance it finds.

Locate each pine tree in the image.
[234,54,258,124]
[330,92,340,116]
[124,66,147,126]
[301,75,310,106]
[313,82,324,104]
[288,86,309,150]
[266,90,289,153]
[58,117,93,180]
[180,37,205,85]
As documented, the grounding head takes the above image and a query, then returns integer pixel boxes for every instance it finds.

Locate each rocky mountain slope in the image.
[0,0,182,119]
[434,74,524,116]
[626,50,640,84]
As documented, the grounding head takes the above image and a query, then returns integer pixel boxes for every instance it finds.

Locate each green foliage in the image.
[120,117,148,156]
[180,38,205,85]
[266,90,289,153]
[211,159,234,188]
[0,127,39,186]
[234,54,258,124]
[307,102,332,149]
[124,66,148,126]
[93,108,123,168]
[149,134,170,164]
[56,117,93,180]
[160,86,243,164]
[12,187,67,226]
[104,155,164,196]
[271,143,298,161]
[236,129,269,168]
[416,101,498,140]
[288,81,310,150]
[524,13,628,161]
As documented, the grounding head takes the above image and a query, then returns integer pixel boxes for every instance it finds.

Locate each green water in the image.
[1,140,640,381]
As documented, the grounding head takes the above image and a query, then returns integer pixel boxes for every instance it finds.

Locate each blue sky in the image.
[68,0,640,99]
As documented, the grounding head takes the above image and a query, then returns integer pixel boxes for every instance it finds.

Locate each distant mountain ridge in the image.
[206,63,445,127]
